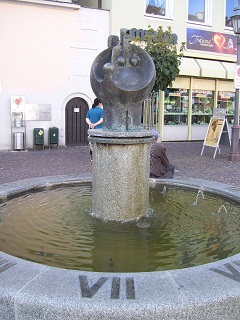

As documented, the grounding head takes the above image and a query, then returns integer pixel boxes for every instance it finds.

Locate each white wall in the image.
[0,1,109,150]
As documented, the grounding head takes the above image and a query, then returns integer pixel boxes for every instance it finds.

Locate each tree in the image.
[133,26,185,92]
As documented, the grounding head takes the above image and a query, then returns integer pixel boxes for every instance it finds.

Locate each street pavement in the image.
[0,141,239,187]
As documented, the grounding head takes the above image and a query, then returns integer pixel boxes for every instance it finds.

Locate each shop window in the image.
[145,0,172,19]
[225,0,235,28]
[188,0,212,25]
[217,91,235,123]
[164,89,188,125]
[192,90,213,125]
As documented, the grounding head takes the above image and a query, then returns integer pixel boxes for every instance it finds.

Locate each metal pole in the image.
[229,35,240,161]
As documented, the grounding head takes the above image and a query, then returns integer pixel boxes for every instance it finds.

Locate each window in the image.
[145,0,172,19]
[192,90,213,125]
[164,89,188,125]
[217,91,235,123]
[188,0,212,25]
[225,0,236,28]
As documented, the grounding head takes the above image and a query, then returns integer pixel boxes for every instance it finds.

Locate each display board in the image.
[204,118,225,148]
[201,108,231,158]
[25,104,51,121]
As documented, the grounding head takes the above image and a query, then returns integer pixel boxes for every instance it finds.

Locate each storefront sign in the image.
[187,28,236,55]
[130,28,178,44]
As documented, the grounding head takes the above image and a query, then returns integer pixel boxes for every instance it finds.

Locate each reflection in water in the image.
[0,184,239,272]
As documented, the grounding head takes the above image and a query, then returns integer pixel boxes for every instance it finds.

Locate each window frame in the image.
[224,0,235,30]
[187,0,212,27]
[144,0,173,21]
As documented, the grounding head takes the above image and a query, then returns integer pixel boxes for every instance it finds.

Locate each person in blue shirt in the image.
[86,98,103,160]
[86,98,103,129]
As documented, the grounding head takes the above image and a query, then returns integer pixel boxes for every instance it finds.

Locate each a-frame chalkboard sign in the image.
[201,108,231,158]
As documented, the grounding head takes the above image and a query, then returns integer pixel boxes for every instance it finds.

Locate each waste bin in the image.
[48,127,59,148]
[33,128,44,149]
[13,132,25,150]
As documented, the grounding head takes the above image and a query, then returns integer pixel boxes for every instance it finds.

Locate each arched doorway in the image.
[65,97,89,146]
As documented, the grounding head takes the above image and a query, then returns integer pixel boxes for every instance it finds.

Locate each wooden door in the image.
[65,98,89,145]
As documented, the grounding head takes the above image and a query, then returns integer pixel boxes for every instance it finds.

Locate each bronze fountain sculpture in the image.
[89,29,156,221]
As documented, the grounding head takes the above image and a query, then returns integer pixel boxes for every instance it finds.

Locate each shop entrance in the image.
[65,98,89,146]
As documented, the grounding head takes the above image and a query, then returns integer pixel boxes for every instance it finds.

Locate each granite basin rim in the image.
[88,129,155,138]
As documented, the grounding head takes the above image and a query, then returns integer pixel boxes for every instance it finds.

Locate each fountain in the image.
[216,204,228,216]
[1,29,240,319]
[192,188,204,205]
[89,28,155,221]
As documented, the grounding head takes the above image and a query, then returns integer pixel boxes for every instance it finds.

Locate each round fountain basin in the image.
[1,176,240,319]
[0,181,239,272]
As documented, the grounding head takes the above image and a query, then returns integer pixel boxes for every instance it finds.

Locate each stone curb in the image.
[0,175,240,320]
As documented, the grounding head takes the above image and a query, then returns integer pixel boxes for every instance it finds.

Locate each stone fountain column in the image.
[89,29,156,221]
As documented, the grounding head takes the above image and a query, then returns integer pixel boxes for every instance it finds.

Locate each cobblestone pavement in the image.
[0,142,239,187]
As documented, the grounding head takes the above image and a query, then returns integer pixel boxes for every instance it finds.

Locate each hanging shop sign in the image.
[234,65,240,89]
[187,28,236,55]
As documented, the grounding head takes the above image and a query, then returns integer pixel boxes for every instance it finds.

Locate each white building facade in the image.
[82,0,237,141]
[0,0,109,150]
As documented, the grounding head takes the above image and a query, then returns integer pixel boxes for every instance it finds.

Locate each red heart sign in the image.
[213,34,226,51]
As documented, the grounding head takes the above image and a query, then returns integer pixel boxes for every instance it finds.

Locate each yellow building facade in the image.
[82,0,237,141]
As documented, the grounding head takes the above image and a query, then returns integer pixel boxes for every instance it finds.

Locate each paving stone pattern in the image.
[0,142,239,186]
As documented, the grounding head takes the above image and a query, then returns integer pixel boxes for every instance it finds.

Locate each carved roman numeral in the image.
[79,275,108,298]
[0,257,16,274]
[210,260,240,282]
[79,275,135,299]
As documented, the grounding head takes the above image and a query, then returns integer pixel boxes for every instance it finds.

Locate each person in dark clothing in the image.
[150,130,175,178]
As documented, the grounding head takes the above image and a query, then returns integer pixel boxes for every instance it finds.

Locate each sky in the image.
[188,0,205,15]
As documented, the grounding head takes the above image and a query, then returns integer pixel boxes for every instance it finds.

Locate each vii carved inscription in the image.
[1,254,240,299]
[79,275,135,299]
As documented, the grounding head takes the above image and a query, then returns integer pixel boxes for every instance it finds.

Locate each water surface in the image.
[0,184,239,272]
